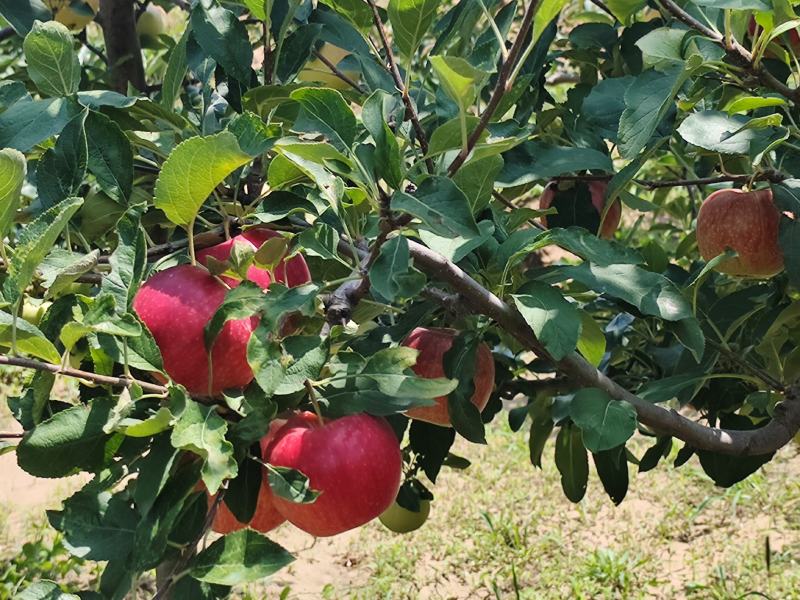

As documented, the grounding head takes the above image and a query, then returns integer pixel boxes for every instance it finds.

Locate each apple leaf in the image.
[360,346,457,398]
[37,108,88,209]
[153,131,251,226]
[191,0,253,84]
[569,388,637,453]
[387,0,439,58]
[290,88,357,152]
[266,464,321,504]
[23,21,81,98]
[0,311,61,363]
[391,176,480,239]
[171,397,238,495]
[85,110,134,203]
[17,398,118,478]
[443,332,486,444]
[577,311,606,368]
[16,581,81,600]
[0,148,25,242]
[369,235,426,302]
[554,424,588,503]
[190,529,294,586]
[3,196,83,306]
[512,281,581,361]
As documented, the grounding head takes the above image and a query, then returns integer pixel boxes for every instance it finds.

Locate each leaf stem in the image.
[304,380,325,426]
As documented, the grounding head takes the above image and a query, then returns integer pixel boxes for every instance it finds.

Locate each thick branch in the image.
[447,1,538,176]
[660,0,800,103]
[365,0,435,174]
[406,240,800,456]
[98,0,146,93]
[0,354,168,394]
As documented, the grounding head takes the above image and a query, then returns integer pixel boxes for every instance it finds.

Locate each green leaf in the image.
[580,76,634,142]
[593,446,629,505]
[266,464,321,504]
[0,97,82,152]
[635,27,687,70]
[360,347,457,398]
[4,196,83,305]
[453,154,503,213]
[154,132,251,226]
[429,55,489,113]
[17,398,117,478]
[369,235,426,302]
[39,249,100,298]
[636,371,707,403]
[191,529,294,585]
[227,111,280,157]
[726,96,787,114]
[443,332,486,444]
[677,111,788,158]
[0,148,26,241]
[565,262,693,322]
[569,388,637,453]
[391,176,480,238]
[419,219,495,263]
[0,0,51,36]
[618,65,689,159]
[297,221,341,261]
[319,0,373,29]
[604,0,646,24]
[532,227,644,267]
[191,0,253,84]
[275,336,330,395]
[498,142,613,187]
[23,21,81,97]
[554,424,588,503]
[85,110,134,203]
[362,90,404,189]
[512,281,581,361]
[16,581,80,600]
[162,26,190,109]
[779,217,800,288]
[577,311,606,368]
[242,0,269,20]
[694,0,769,7]
[101,207,147,312]
[290,88,357,153]
[0,311,61,363]
[533,0,569,42]
[37,108,88,209]
[171,398,238,495]
[388,0,439,57]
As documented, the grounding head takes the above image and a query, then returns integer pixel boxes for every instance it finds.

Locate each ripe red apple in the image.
[696,188,783,278]
[401,327,495,427]
[539,180,621,239]
[210,418,288,534]
[133,265,257,395]
[196,228,311,290]
[264,411,402,537]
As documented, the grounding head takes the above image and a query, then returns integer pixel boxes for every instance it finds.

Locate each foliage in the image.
[0,0,799,596]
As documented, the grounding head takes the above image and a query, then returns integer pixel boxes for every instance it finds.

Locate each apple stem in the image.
[304,380,325,426]
[188,218,197,266]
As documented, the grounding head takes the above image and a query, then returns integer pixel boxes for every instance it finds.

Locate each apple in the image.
[696,188,783,278]
[77,189,126,242]
[297,43,359,91]
[210,476,285,535]
[136,4,167,41]
[133,264,258,396]
[47,0,99,31]
[539,180,621,239]
[21,300,51,327]
[401,327,495,427]
[196,228,311,290]
[379,498,430,534]
[264,411,402,537]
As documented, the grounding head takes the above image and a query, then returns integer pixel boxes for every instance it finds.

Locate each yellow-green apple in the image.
[379,498,430,533]
[696,188,783,277]
[136,4,167,41]
[264,411,402,537]
[401,327,495,427]
[47,0,99,30]
[539,180,621,239]
[133,265,258,395]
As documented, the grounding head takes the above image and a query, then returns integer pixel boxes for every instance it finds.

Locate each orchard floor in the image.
[2,374,800,599]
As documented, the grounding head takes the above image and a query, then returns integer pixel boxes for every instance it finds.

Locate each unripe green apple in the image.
[379,499,430,533]
[21,300,51,327]
[136,4,167,42]
[77,189,126,242]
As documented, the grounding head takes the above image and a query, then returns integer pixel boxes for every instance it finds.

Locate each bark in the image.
[98,0,146,93]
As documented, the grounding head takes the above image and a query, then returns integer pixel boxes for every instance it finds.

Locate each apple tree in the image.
[1,0,800,596]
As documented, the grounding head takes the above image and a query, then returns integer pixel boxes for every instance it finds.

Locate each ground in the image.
[2,367,800,599]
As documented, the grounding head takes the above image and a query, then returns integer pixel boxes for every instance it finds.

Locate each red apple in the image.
[539,180,621,239]
[264,411,402,537]
[401,327,495,427]
[211,418,288,534]
[196,229,311,290]
[133,265,257,395]
[696,188,783,278]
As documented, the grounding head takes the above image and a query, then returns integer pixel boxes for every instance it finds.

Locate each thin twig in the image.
[0,432,23,439]
[0,354,168,394]
[447,0,538,176]
[365,0,435,174]
[551,171,786,188]
[707,339,785,392]
[589,0,616,19]
[312,49,367,93]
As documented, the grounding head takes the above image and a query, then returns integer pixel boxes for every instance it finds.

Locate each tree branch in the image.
[659,0,800,103]
[406,239,800,456]
[0,354,168,394]
[312,49,367,94]
[365,0,435,174]
[98,0,146,93]
[552,171,786,189]
[447,0,538,177]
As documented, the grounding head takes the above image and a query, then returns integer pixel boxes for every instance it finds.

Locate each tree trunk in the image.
[98,0,146,93]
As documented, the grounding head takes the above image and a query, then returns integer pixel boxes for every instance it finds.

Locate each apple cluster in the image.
[132,229,497,538]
